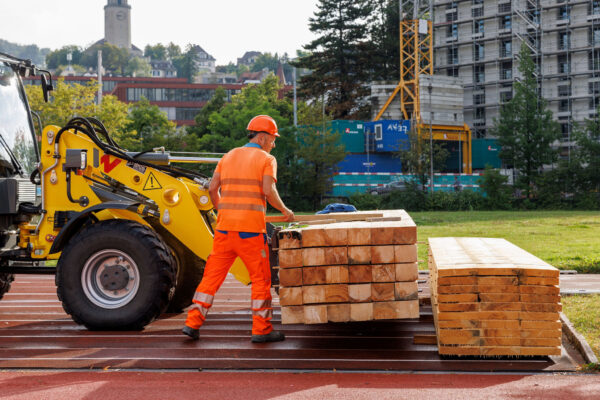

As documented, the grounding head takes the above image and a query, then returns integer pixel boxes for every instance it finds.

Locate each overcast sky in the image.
[0,0,319,65]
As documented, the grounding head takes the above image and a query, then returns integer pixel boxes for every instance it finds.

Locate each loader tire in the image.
[0,273,14,300]
[56,220,176,331]
[166,245,205,313]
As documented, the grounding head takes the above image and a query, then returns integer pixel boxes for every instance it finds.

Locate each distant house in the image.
[190,45,216,73]
[150,60,177,78]
[238,68,270,84]
[237,51,262,67]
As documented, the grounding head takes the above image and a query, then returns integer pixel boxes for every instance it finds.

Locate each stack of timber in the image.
[277,210,419,324]
[428,237,562,357]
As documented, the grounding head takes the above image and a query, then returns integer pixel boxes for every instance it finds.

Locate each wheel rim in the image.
[81,249,140,309]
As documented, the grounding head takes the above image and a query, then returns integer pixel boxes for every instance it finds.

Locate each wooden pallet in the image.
[278,210,419,324]
[428,237,561,357]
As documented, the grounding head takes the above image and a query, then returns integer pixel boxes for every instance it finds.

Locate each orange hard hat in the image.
[247,115,280,137]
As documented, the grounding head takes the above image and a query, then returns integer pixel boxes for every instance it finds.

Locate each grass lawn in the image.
[561,294,600,359]
[413,211,600,273]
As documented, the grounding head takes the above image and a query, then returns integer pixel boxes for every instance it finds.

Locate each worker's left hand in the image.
[283,207,294,222]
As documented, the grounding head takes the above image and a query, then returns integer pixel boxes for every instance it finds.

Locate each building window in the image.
[500,91,513,103]
[474,64,485,83]
[558,85,571,97]
[472,7,483,18]
[558,6,570,21]
[500,40,512,58]
[446,2,458,10]
[558,31,570,50]
[590,1,600,15]
[589,81,600,94]
[560,123,570,141]
[375,124,383,140]
[558,55,570,73]
[474,93,485,105]
[175,108,202,121]
[589,97,600,110]
[475,107,486,120]
[499,3,511,13]
[446,67,459,77]
[446,11,458,22]
[447,24,458,39]
[473,43,484,61]
[500,15,511,30]
[500,62,512,80]
[447,48,458,65]
[589,50,600,71]
[473,20,484,34]
[558,99,571,112]
[590,27,600,45]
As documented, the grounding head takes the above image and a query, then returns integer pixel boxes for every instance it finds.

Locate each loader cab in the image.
[0,58,40,177]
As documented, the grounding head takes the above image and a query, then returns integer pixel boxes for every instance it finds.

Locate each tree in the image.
[45,45,84,69]
[188,87,227,137]
[144,43,167,60]
[398,125,449,191]
[125,57,152,77]
[251,53,279,72]
[491,45,560,199]
[124,97,176,149]
[368,0,400,81]
[172,45,199,82]
[24,79,137,149]
[166,42,182,59]
[294,0,374,119]
[81,43,130,75]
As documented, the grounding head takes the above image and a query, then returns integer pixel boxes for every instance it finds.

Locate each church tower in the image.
[104,0,131,50]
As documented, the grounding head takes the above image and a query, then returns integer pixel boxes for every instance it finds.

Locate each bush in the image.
[348,192,382,210]
[478,166,512,210]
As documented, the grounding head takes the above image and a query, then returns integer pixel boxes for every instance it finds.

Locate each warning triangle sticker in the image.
[143,172,163,191]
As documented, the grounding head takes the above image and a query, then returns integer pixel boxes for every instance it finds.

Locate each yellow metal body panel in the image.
[26,125,251,285]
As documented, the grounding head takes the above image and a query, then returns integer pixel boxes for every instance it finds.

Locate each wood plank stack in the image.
[277,210,419,324]
[428,237,562,357]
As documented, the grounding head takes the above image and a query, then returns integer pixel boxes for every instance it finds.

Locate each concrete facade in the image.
[104,0,131,50]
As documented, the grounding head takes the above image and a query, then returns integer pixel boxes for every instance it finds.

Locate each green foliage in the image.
[172,45,200,82]
[45,45,84,69]
[251,53,280,72]
[295,0,374,119]
[561,294,600,358]
[188,87,227,138]
[0,39,49,66]
[398,126,449,191]
[81,43,129,75]
[124,97,175,150]
[125,57,152,77]
[368,0,400,81]
[478,166,512,209]
[144,43,167,60]
[491,45,560,199]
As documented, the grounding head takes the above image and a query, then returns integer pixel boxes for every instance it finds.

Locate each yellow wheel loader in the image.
[0,52,272,330]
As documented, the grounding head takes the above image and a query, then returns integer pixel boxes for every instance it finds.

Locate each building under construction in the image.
[432,0,600,160]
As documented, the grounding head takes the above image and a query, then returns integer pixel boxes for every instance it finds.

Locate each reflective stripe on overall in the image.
[185,230,273,335]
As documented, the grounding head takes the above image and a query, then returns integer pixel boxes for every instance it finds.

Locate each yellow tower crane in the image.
[375,0,472,174]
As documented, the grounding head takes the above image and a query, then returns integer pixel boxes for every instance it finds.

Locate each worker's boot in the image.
[251,330,285,343]
[182,325,199,340]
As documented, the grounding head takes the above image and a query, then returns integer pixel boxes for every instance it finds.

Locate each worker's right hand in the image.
[283,208,294,222]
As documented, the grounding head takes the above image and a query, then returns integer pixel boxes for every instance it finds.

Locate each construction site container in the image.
[337,153,402,173]
[364,120,410,152]
[330,120,365,153]
[472,139,501,169]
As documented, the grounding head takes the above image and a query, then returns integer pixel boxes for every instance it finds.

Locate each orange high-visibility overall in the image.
[185,144,277,335]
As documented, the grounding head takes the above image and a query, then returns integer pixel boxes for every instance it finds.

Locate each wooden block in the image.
[372,246,395,264]
[372,283,395,301]
[327,303,350,322]
[349,284,372,302]
[349,265,372,283]
[303,305,327,324]
[394,281,418,301]
[302,226,347,247]
[397,299,419,318]
[347,223,371,245]
[373,301,398,320]
[521,337,562,347]
[348,246,370,264]
[520,329,562,339]
[395,263,418,282]
[279,287,303,306]
[279,249,303,268]
[279,268,302,287]
[478,293,520,302]
[350,303,373,321]
[519,346,562,356]
[372,264,396,282]
[478,285,520,293]
[393,225,417,245]
[521,303,562,313]
[278,231,302,249]
[326,266,349,284]
[370,226,394,245]
[438,320,522,329]
[520,320,561,330]
[478,276,519,286]
[394,245,418,263]
[520,294,560,303]
[303,267,327,285]
[519,285,560,295]
[437,293,478,303]
[438,276,477,286]
[438,303,478,312]
[437,285,518,294]
[325,284,349,303]
[519,276,559,286]
[520,312,561,321]
[302,247,347,266]
[438,346,481,356]
[438,311,520,320]
[479,302,521,311]
[281,306,304,324]
[302,285,326,304]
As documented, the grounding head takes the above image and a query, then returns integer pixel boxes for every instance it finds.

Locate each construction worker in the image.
[183,115,294,342]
